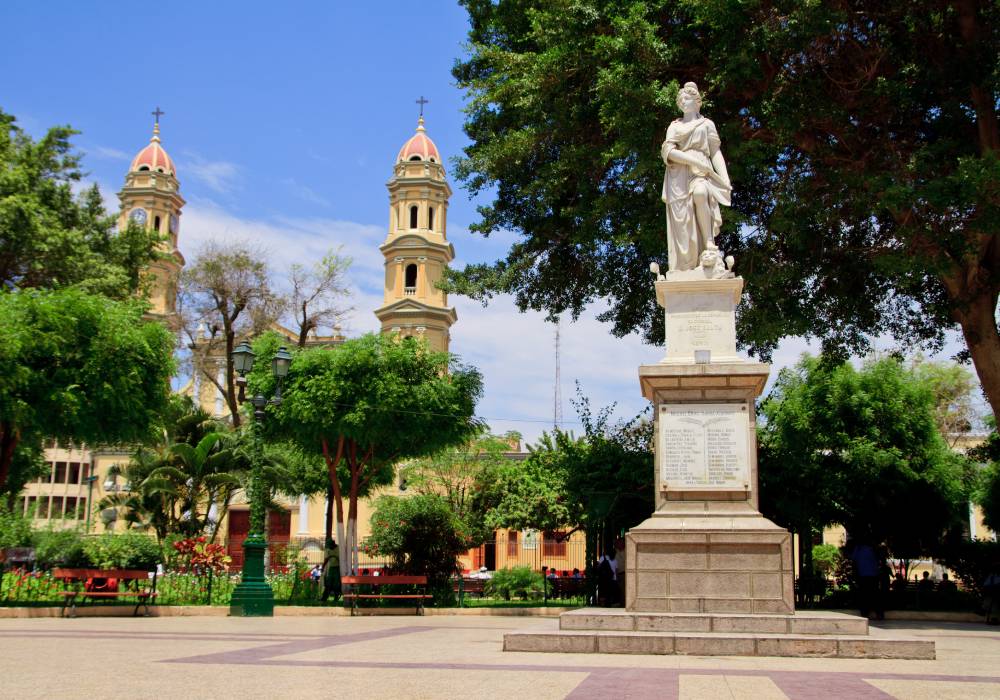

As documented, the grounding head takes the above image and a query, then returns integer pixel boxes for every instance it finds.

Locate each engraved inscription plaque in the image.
[659,403,750,490]
[676,310,726,349]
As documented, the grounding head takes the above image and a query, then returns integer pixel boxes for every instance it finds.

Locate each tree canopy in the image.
[450,1,1000,418]
[758,355,971,571]
[250,332,484,575]
[0,109,173,496]
[399,431,520,545]
[481,391,653,570]
[0,288,176,493]
[0,110,160,298]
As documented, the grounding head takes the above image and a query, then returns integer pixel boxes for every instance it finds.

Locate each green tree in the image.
[0,110,160,298]
[477,436,575,532]
[366,494,472,605]
[910,356,980,448]
[0,288,175,494]
[450,1,1000,421]
[481,390,653,576]
[400,431,520,544]
[967,418,1000,534]
[759,355,970,575]
[978,462,1000,534]
[250,332,484,577]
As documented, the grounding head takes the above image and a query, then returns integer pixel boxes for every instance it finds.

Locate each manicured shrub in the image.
[366,494,472,605]
[812,544,842,577]
[81,531,161,570]
[485,566,545,601]
[33,529,87,568]
[0,503,32,550]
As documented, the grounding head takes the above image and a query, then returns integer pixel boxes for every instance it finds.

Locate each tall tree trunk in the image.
[324,481,334,547]
[954,294,1000,421]
[0,422,18,493]
[347,440,360,575]
[321,437,348,577]
[224,329,241,427]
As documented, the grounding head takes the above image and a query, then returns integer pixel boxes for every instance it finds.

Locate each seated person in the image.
[937,573,958,593]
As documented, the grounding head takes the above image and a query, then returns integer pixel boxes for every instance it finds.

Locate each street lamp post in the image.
[228,341,293,617]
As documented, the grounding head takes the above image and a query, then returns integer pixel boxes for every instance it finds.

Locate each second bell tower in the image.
[374,116,457,353]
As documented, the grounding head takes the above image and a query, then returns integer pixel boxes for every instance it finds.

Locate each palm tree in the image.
[98,445,177,539]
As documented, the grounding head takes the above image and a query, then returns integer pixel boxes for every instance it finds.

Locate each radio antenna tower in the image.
[553,317,563,430]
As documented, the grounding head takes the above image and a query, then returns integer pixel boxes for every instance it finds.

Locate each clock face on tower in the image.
[129,208,148,225]
[169,214,179,234]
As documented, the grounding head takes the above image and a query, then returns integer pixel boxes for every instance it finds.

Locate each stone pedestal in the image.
[503,271,933,659]
[626,361,794,615]
[657,277,744,365]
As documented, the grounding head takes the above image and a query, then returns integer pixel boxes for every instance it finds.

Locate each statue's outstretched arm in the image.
[711,151,731,190]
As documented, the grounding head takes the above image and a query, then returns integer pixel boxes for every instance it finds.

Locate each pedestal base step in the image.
[503,630,934,659]
[560,609,868,636]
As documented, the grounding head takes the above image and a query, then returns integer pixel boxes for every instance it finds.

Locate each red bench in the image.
[341,575,430,615]
[52,568,158,618]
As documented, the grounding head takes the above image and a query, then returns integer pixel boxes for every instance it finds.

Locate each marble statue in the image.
[661,82,733,275]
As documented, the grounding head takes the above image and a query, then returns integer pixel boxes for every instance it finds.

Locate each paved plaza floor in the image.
[1,614,999,699]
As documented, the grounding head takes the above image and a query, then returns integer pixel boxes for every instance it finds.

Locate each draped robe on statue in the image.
[661,117,731,271]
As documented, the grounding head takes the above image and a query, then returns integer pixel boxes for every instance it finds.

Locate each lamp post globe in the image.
[232,341,255,376]
[272,346,292,379]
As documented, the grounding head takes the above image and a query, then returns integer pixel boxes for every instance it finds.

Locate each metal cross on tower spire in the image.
[151,106,165,124]
[416,96,429,117]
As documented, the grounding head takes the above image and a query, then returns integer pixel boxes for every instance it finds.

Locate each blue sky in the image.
[6,2,971,441]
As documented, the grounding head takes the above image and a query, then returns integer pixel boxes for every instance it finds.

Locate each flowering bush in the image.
[170,536,231,574]
[0,568,64,602]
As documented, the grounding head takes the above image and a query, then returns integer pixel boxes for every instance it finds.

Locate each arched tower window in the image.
[409,206,418,229]
[404,264,417,294]
[154,215,161,232]
[428,207,435,231]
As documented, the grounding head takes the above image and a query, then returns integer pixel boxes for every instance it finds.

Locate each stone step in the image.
[559,609,868,636]
[503,629,934,659]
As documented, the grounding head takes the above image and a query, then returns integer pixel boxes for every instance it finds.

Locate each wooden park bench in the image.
[551,576,586,599]
[52,568,158,618]
[452,576,487,605]
[341,575,430,615]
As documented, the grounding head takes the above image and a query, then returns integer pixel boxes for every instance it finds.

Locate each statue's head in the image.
[676,82,702,114]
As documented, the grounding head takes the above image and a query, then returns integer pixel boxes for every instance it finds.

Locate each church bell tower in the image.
[118,109,185,321]
[374,114,457,353]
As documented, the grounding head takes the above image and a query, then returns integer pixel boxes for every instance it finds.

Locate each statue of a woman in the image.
[661,82,732,272]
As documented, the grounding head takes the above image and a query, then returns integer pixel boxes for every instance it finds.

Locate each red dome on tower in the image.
[130,123,175,176]
[396,117,441,164]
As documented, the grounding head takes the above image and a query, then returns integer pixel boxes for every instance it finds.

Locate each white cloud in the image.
[280,178,332,208]
[450,296,664,444]
[179,201,386,337]
[178,152,240,194]
[86,145,131,162]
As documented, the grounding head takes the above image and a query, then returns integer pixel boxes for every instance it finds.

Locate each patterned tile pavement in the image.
[1,616,999,699]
